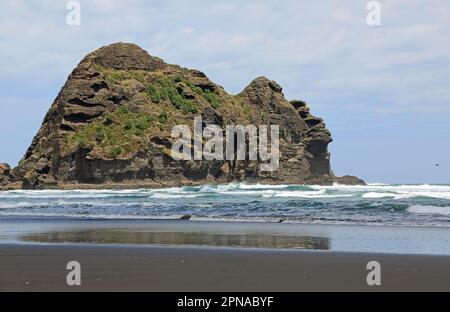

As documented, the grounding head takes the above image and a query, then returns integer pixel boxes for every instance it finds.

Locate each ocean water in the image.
[1,183,450,227]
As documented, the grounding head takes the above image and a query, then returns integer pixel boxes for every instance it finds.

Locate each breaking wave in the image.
[1,183,450,227]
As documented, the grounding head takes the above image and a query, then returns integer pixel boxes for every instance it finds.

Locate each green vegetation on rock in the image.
[64,66,228,159]
[18,157,26,166]
[158,110,169,124]
[146,76,198,113]
[185,80,221,108]
[64,105,164,159]
[98,65,222,112]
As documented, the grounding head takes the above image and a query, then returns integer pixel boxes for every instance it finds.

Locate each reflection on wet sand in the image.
[22,230,330,250]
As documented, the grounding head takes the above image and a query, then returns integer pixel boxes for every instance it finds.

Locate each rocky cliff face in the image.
[1,43,364,190]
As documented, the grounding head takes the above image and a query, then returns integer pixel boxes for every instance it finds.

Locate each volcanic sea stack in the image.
[0,43,364,190]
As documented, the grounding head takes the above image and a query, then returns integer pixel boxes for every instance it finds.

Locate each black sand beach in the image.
[1,243,449,292]
[0,219,449,292]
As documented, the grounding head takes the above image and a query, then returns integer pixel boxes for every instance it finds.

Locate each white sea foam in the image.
[311,183,450,192]
[216,183,240,191]
[237,183,290,190]
[0,202,36,209]
[268,189,353,198]
[408,205,450,215]
[197,185,219,192]
[309,184,450,200]
[362,192,396,198]
[2,183,450,201]
[220,190,276,196]
[0,190,153,199]
[393,192,450,200]
[204,183,291,193]
[0,211,185,220]
[0,200,161,209]
[150,193,200,199]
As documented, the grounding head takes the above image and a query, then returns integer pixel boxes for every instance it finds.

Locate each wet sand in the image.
[0,243,449,292]
[0,219,449,291]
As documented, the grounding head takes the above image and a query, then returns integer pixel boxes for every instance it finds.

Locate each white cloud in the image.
[0,0,449,114]
[1,0,449,181]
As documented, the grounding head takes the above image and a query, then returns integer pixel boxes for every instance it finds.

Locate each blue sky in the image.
[0,0,449,183]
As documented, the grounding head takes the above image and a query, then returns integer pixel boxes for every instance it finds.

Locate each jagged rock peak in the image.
[244,76,283,94]
[83,42,166,71]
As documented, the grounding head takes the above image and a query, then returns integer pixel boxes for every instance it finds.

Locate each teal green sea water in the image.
[1,183,450,227]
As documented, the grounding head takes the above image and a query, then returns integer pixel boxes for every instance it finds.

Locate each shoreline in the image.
[1,218,450,255]
[1,219,449,291]
[3,215,450,229]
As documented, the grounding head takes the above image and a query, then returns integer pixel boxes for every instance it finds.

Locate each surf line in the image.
[171,116,280,172]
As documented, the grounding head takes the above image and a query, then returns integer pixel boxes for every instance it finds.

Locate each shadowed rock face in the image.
[1,43,364,190]
[0,163,10,185]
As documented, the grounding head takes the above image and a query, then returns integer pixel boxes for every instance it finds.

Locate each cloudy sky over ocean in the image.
[0,0,449,183]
